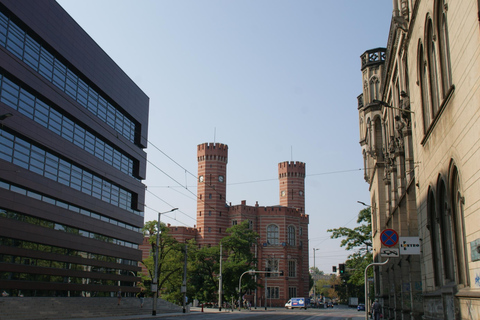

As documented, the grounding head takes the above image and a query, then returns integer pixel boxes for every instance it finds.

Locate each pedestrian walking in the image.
[137,290,145,308]
[117,289,122,305]
[372,299,382,320]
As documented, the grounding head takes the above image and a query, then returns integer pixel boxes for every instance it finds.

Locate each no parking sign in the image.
[380,229,398,247]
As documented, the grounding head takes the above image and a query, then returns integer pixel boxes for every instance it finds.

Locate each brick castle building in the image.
[141,142,309,306]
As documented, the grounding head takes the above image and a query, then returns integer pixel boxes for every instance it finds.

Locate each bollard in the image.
[201,303,204,312]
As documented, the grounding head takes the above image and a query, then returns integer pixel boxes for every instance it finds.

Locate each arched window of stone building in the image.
[438,178,454,282]
[370,76,379,102]
[267,224,279,245]
[373,117,383,160]
[436,0,452,95]
[427,189,442,287]
[426,18,440,116]
[450,164,469,286]
[418,41,431,133]
[287,225,295,246]
[363,150,368,181]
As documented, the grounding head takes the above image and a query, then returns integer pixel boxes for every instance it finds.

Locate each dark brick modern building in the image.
[0,0,148,297]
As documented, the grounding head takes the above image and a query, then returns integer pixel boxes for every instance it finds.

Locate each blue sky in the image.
[57,0,392,273]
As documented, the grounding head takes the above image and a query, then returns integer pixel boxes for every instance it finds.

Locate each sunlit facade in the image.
[358,1,480,318]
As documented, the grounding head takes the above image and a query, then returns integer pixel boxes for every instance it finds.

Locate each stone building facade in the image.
[144,142,310,307]
[358,0,480,319]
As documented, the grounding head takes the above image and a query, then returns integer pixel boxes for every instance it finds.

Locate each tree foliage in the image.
[141,220,186,304]
[327,208,373,287]
[220,220,259,300]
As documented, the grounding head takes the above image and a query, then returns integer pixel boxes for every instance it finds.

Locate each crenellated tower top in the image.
[197,142,228,163]
[278,161,306,213]
[278,161,306,177]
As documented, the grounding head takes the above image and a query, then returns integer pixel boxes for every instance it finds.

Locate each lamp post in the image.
[357,201,371,207]
[152,208,178,316]
[238,270,255,311]
[364,259,389,320]
[312,248,320,305]
[372,99,415,114]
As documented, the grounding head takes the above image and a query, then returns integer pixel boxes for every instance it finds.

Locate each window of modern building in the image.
[0,11,137,143]
[267,224,279,245]
[0,208,138,249]
[0,128,133,211]
[0,73,136,177]
[0,180,142,229]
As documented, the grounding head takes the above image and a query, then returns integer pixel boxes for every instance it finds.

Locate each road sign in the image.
[380,247,400,257]
[399,237,421,254]
[380,229,398,247]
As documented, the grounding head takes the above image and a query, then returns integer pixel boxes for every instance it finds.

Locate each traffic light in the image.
[339,263,345,274]
[332,266,337,272]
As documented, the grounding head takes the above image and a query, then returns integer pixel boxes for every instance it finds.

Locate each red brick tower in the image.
[196,143,228,246]
[278,161,306,212]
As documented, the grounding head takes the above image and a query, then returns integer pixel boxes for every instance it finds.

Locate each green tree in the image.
[189,244,220,303]
[141,220,185,303]
[327,207,373,287]
[220,220,259,302]
[189,220,259,305]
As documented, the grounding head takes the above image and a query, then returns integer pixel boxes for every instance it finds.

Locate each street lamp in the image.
[238,270,255,311]
[312,248,320,305]
[357,201,371,207]
[152,208,178,316]
[372,99,414,114]
[364,259,389,320]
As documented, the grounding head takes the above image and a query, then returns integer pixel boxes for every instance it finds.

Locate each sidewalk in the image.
[65,306,274,320]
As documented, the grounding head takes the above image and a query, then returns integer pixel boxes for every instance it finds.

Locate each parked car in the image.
[357,303,366,311]
[326,302,334,308]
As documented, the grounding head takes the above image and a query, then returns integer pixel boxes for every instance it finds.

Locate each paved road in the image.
[74,305,367,320]
[148,306,366,320]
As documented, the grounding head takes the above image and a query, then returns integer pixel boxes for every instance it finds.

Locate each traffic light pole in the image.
[237,270,283,311]
[364,259,389,320]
